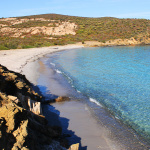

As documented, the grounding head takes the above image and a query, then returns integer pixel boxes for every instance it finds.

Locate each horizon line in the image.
[1,13,150,20]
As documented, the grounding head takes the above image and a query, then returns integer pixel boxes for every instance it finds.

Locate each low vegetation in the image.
[0,14,150,50]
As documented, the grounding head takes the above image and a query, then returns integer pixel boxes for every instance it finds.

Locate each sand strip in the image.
[0,44,83,83]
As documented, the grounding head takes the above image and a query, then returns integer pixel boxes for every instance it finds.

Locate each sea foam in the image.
[50,62,55,66]
[55,69,62,74]
[89,98,103,107]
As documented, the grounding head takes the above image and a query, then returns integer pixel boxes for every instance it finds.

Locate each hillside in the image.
[0,14,150,49]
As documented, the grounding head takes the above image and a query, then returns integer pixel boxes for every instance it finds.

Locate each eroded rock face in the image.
[83,36,150,47]
[0,19,77,38]
[0,64,66,150]
[0,98,62,150]
[0,64,42,114]
[17,93,42,115]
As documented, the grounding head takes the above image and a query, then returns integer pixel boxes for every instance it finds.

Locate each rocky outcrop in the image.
[0,64,42,115]
[0,17,54,25]
[0,64,67,150]
[0,18,77,37]
[83,36,150,47]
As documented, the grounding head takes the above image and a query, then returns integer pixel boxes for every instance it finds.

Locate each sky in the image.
[1,0,150,19]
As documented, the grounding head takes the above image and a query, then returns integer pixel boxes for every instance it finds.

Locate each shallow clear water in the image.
[49,46,150,141]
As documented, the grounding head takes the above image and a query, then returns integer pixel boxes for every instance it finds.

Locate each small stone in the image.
[55,96,70,102]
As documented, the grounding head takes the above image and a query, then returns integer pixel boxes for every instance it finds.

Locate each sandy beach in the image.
[0,44,82,79]
[0,45,149,150]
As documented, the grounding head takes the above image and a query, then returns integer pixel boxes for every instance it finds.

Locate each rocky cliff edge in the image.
[0,64,67,150]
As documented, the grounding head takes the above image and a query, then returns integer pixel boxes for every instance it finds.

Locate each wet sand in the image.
[36,58,118,150]
[52,100,118,150]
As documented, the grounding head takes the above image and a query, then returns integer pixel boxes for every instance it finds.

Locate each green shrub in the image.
[7,43,18,49]
[0,45,9,50]
[34,42,43,47]
[22,45,35,49]
[102,40,106,43]
[67,41,75,44]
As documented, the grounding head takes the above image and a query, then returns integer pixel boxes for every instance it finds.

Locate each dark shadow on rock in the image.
[0,117,16,150]
[38,85,87,150]
[31,83,44,97]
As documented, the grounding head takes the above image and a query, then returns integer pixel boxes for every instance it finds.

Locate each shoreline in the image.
[0,44,84,74]
[37,51,150,150]
[36,57,120,149]
[0,44,149,149]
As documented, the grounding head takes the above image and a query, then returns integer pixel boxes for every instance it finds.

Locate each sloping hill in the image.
[0,14,150,49]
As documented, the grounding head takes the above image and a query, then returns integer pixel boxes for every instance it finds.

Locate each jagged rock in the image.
[45,140,67,150]
[17,93,42,115]
[0,64,42,112]
[0,96,62,149]
[0,64,42,101]
[0,92,9,106]
[68,143,79,150]
[8,95,19,104]
[29,99,42,115]
[0,65,66,150]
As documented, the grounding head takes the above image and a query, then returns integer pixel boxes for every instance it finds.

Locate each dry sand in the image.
[0,44,83,73]
[0,45,149,150]
[0,44,83,83]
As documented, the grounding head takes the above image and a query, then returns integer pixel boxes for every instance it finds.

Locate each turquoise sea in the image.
[47,46,150,143]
